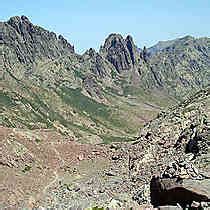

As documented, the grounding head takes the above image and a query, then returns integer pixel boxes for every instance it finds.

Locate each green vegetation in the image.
[123,85,145,96]
[58,87,110,119]
[0,92,15,107]
[35,138,41,143]
[101,135,134,144]
[86,207,105,210]
[74,69,85,79]
[111,69,117,78]
[0,80,161,144]
[22,165,32,173]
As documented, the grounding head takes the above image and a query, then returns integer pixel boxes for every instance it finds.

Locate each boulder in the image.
[150,176,210,208]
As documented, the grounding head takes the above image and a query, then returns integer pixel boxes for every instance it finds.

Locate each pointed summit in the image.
[2,16,74,64]
[125,35,139,65]
[82,48,112,78]
[100,34,140,72]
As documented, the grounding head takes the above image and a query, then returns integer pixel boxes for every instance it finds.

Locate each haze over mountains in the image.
[0,16,209,209]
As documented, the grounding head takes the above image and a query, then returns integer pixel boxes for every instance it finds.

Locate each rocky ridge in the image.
[0,16,210,209]
[0,88,209,209]
[99,34,141,72]
[1,16,74,65]
[1,16,172,142]
[1,16,209,100]
[142,36,210,97]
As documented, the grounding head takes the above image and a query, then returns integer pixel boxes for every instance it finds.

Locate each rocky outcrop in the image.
[99,34,140,72]
[128,88,210,207]
[1,16,74,64]
[150,176,210,208]
[142,36,210,96]
[140,46,149,62]
[1,16,209,100]
[99,34,210,98]
[82,48,113,78]
[82,75,104,100]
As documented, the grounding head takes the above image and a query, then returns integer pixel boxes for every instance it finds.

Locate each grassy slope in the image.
[0,54,175,144]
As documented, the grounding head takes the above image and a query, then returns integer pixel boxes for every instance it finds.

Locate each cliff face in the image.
[99,34,141,72]
[99,34,210,98]
[143,36,210,96]
[1,16,209,99]
[1,16,74,65]
[82,48,113,78]
[0,16,209,209]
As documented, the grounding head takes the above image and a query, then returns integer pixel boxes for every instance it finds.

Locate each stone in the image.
[99,34,140,72]
[191,201,200,208]
[77,154,84,161]
[105,171,116,176]
[150,176,210,208]
[112,155,120,160]
[2,16,74,64]
[158,206,182,210]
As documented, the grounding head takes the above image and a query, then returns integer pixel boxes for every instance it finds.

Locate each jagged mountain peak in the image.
[83,47,98,57]
[82,47,114,79]
[1,15,74,65]
[103,33,124,42]
[100,33,136,49]
[125,34,136,46]
[99,33,141,72]
[9,15,31,22]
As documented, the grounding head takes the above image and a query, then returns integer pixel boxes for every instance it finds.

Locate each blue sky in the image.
[1,0,210,53]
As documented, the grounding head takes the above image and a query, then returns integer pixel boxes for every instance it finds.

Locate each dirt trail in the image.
[42,171,59,194]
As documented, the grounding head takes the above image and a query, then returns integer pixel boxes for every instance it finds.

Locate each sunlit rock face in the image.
[99,34,141,72]
[1,15,74,64]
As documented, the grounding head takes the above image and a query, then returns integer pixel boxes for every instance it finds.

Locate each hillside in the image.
[1,16,175,144]
[0,16,210,208]
[144,36,210,98]
[0,87,209,208]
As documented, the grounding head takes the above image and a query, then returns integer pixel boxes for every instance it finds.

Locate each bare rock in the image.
[99,34,140,72]
[150,176,210,208]
[1,16,74,64]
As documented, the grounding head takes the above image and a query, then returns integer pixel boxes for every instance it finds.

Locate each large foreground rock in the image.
[150,176,210,208]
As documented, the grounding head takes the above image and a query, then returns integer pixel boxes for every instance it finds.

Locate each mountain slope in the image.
[99,33,210,99]
[147,38,178,55]
[141,36,210,97]
[0,15,209,209]
[1,15,74,65]
[0,88,209,209]
[0,16,209,143]
[0,16,174,143]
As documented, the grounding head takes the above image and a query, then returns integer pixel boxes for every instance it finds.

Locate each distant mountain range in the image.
[0,16,209,142]
[0,15,210,209]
